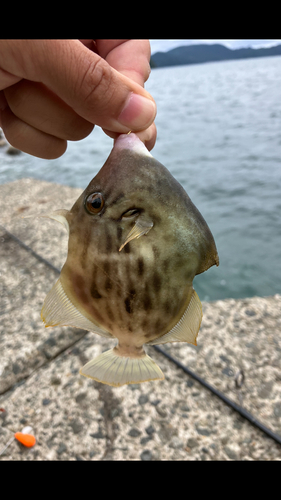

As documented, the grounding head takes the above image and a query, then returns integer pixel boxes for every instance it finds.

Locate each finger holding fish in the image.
[103,122,157,151]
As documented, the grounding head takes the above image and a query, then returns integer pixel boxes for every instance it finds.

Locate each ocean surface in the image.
[1,56,281,302]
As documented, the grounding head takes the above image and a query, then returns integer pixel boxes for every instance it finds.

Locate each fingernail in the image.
[118,93,156,130]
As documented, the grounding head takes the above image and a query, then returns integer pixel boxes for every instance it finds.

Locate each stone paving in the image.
[1,179,281,460]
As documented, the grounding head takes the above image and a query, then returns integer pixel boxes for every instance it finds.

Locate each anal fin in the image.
[41,278,113,339]
[80,348,164,387]
[146,289,202,346]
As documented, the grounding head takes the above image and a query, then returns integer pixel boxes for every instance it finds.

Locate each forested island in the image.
[150,43,281,68]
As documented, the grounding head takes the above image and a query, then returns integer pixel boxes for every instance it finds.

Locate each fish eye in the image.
[84,192,105,214]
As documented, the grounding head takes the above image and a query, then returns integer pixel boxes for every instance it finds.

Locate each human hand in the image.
[0,39,156,159]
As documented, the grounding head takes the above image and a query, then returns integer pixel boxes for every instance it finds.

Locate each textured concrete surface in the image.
[1,178,281,460]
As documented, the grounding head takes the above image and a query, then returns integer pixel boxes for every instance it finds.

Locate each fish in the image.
[41,133,219,387]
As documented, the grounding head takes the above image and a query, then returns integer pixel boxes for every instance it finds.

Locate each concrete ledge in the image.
[1,178,281,460]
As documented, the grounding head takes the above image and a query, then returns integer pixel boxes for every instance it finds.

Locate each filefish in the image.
[41,133,219,387]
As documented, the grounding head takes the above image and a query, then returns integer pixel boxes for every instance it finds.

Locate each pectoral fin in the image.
[119,217,153,252]
[146,289,202,346]
[40,209,69,234]
[23,209,69,234]
[41,277,113,339]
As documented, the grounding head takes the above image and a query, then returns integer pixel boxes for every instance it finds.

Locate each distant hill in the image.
[150,43,281,68]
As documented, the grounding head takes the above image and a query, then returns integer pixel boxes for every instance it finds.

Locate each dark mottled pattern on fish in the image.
[152,271,162,293]
[137,257,144,276]
[80,227,91,270]
[56,133,218,360]
[75,236,181,341]
[41,133,219,388]
[105,231,112,253]
[123,242,130,254]
[116,226,122,243]
[143,293,152,312]
[106,303,115,322]
[90,283,102,299]
[152,245,160,259]
[65,222,204,348]
[124,296,132,314]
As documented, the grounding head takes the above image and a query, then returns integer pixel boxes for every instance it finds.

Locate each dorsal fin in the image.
[146,289,202,346]
[41,278,113,339]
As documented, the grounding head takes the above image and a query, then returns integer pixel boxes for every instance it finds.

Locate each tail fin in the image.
[80,348,164,387]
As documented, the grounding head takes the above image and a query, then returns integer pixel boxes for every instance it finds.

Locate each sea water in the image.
[1,56,281,301]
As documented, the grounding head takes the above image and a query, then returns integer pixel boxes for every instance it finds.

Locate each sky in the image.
[149,39,281,55]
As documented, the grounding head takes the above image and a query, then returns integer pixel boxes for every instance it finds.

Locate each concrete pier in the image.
[1,178,281,460]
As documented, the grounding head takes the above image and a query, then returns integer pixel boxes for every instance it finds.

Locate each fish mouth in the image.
[114,133,153,158]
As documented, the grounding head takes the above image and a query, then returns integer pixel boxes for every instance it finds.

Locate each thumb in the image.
[30,40,156,134]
